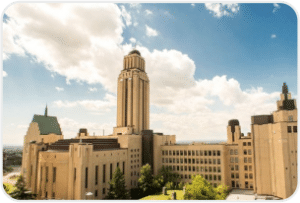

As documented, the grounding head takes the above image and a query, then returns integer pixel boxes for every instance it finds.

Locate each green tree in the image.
[105,167,130,199]
[138,164,154,195]
[159,166,180,186]
[214,184,229,200]
[9,175,36,200]
[152,175,164,193]
[183,175,217,200]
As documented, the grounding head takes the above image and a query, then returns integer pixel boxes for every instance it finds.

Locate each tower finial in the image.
[282,82,288,95]
[45,104,48,117]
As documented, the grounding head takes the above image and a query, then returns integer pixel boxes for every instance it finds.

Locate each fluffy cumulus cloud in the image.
[120,5,132,26]
[54,93,116,113]
[205,3,239,18]
[129,37,136,44]
[59,117,114,139]
[4,3,281,141]
[55,87,64,92]
[88,87,97,92]
[145,9,153,15]
[3,71,8,77]
[271,34,276,39]
[273,3,280,13]
[145,25,158,37]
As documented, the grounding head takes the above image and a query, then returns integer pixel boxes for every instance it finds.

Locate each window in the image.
[177,158,179,163]
[244,158,247,163]
[243,142,247,146]
[177,150,179,156]
[232,181,235,188]
[208,159,212,164]
[184,150,187,155]
[248,158,252,163]
[244,150,247,155]
[180,150,183,156]
[45,192,48,198]
[208,151,212,156]
[95,190,98,197]
[162,151,164,155]
[177,166,179,171]
[235,157,239,163]
[288,126,292,133]
[213,167,216,172]
[189,166,191,171]
[230,157,234,163]
[192,150,195,156]
[180,159,183,163]
[52,192,55,199]
[217,151,221,156]
[200,150,203,156]
[218,167,221,173]
[53,167,56,183]
[236,173,239,179]
[234,149,238,155]
[103,188,106,194]
[245,173,248,179]
[293,126,297,133]
[188,150,191,156]
[204,151,207,156]
[95,166,98,185]
[248,150,252,155]
[205,159,207,164]
[217,159,221,164]
[231,173,235,178]
[235,165,239,171]
[46,167,49,183]
[249,166,252,171]
[230,165,234,171]
[185,166,187,171]
[103,164,106,183]
[230,149,234,155]
[213,159,216,164]
[200,159,203,164]
[173,151,175,156]
[249,173,253,179]
[213,150,216,156]
[209,167,212,172]
[244,165,248,171]
[85,167,88,188]
[196,151,199,156]
[192,159,195,164]
[248,142,251,146]
[184,158,187,163]
[74,168,76,181]
[110,164,113,180]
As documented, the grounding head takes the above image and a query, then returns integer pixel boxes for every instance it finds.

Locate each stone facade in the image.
[21,51,297,200]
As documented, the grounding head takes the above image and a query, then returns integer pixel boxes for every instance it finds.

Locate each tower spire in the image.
[45,104,48,117]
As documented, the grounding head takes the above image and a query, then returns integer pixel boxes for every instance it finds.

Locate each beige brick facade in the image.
[21,51,297,200]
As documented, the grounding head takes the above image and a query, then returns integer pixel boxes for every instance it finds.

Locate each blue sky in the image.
[2,3,298,146]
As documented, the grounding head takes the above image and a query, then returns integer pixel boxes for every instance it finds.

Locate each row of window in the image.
[162,150,221,156]
[229,157,252,164]
[231,173,253,179]
[181,174,222,181]
[287,126,297,133]
[130,148,140,153]
[41,166,56,184]
[162,164,222,173]
[130,159,140,164]
[243,142,252,146]
[232,181,253,189]
[162,158,221,165]
[131,154,140,158]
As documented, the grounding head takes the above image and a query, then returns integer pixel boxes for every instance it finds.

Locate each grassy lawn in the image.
[140,190,184,200]
[4,183,16,194]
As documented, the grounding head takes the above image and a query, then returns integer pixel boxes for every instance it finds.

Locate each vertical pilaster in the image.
[117,78,123,127]
[127,78,133,127]
[139,79,144,132]
[133,74,139,134]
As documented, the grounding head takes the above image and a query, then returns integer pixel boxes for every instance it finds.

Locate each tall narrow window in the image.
[288,126,292,133]
[95,166,98,185]
[103,164,106,183]
[293,126,297,133]
[74,168,76,181]
[46,166,49,183]
[53,167,56,183]
[123,162,125,174]
[40,167,43,182]
[110,164,113,180]
[85,167,88,188]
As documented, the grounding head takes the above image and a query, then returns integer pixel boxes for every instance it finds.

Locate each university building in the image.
[21,50,297,200]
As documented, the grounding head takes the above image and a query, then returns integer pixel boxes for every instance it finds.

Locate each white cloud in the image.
[54,93,116,112]
[145,9,153,15]
[17,124,28,129]
[59,117,114,139]
[129,37,136,44]
[133,22,138,27]
[273,3,280,13]
[3,71,8,77]
[191,3,195,7]
[205,3,239,18]
[271,34,276,39]
[55,87,64,92]
[145,25,158,37]
[89,87,97,92]
[120,5,132,26]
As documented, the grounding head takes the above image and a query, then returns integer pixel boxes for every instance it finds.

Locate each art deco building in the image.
[21,50,297,200]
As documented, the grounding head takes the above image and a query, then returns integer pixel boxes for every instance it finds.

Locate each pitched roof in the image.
[32,115,62,135]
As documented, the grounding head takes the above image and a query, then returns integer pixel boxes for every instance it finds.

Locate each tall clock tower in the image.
[113,50,150,135]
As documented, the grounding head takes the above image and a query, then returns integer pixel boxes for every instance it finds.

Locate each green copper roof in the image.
[32,115,62,135]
